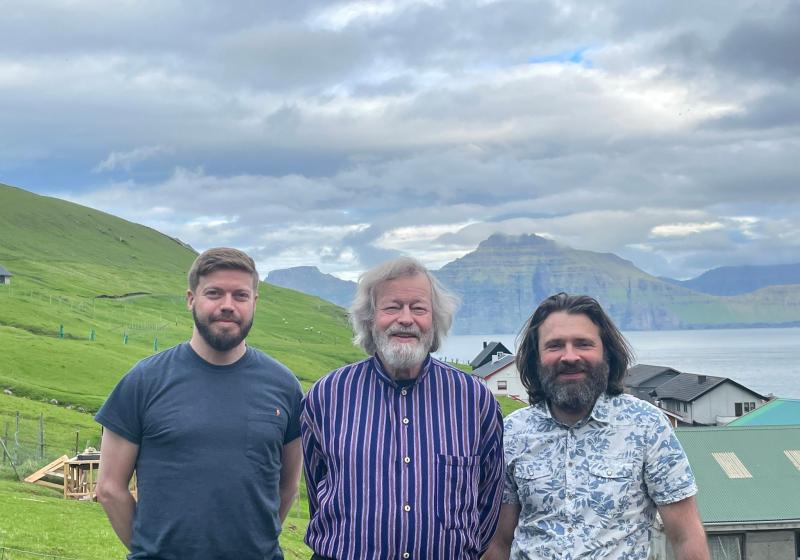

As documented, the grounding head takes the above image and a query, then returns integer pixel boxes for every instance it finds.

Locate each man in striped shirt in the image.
[301,256,504,560]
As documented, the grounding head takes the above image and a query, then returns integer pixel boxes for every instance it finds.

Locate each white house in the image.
[471,354,527,399]
[654,373,768,425]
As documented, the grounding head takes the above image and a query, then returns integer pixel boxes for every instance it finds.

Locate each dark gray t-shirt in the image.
[95,342,302,560]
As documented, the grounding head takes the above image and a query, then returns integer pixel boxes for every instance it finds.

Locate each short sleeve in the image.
[283,377,303,444]
[94,365,145,445]
[644,412,698,505]
[502,415,521,504]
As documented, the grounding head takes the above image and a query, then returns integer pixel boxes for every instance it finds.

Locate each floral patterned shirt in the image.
[503,393,697,559]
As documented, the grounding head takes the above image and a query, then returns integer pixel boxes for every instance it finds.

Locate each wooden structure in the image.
[64,449,101,500]
[24,448,137,500]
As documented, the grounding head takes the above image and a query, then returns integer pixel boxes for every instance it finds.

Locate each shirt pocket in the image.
[585,459,637,519]
[435,454,479,530]
[513,461,553,512]
[245,413,286,469]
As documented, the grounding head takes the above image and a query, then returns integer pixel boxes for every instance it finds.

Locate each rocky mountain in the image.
[266,234,800,333]
[662,263,800,296]
[266,266,356,308]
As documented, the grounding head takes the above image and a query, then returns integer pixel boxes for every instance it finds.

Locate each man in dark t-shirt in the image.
[95,248,303,560]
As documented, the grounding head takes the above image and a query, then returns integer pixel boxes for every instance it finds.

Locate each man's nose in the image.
[560,344,580,362]
[397,306,413,324]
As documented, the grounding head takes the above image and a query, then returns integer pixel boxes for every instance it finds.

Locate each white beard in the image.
[374,325,433,372]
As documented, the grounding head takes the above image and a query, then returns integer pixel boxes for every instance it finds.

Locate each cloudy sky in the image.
[2,0,798,281]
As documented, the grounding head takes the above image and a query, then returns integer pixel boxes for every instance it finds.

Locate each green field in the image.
[0,183,528,558]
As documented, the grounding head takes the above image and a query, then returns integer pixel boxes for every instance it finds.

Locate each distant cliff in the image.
[662,263,800,295]
[434,234,800,333]
[266,234,800,333]
[265,266,356,308]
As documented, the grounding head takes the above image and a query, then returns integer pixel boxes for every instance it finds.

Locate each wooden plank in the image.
[23,455,69,483]
[33,480,65,491]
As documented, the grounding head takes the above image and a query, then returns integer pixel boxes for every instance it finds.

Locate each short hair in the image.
[515,292,634,405]
[187,247,260,292]
[350,256,459,355]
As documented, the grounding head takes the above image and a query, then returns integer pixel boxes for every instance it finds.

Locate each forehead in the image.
[538,311,601,343]
[196,269,256,292]
[374,273,432,303]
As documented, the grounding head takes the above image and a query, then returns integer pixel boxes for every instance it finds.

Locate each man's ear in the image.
[186,289,194,311]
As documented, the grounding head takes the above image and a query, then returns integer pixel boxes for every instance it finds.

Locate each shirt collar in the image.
[371,354,432,387]
[536,392,614,427]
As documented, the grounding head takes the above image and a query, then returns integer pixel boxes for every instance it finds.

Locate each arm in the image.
[476,396,505,553]
[659,497,710,560]
[278,437,302,522]
[300,393,327,518]
[483,503,520,560]
[96,428,139,549]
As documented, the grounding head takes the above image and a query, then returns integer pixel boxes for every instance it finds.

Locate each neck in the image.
[548,401,593,427]
[189,331,246,366]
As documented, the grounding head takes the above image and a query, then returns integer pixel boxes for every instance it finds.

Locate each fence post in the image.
[75,430,79,456]
[14,411,20,464]
[2,421,7,464]
[39,413,45,460]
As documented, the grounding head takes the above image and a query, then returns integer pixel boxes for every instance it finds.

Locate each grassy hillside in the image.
[0,184,364,411]
[0,183,369,557]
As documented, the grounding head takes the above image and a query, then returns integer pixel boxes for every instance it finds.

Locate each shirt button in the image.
[606,469,613,476]
[401,389,408,396]
[402,417,410,425]
[404,456,411,464]
[403,554,410,559]
[404,504,411,512]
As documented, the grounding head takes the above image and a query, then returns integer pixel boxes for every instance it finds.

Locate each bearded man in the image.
[95,248,303,560]
[301,256,504,560]
[484,293,709,560]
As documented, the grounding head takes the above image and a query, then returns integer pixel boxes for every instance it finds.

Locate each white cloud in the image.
[93,145,170,173]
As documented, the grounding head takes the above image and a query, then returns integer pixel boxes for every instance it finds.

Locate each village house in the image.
[650,425,800,560]
[0,265,12,285]
[626,364,768,426]
[471,354,524,399]
[469,341,512,369]
[654,373,768,425]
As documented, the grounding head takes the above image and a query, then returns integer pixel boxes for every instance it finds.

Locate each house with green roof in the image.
[651,425,800,559]
[727,399,800,427]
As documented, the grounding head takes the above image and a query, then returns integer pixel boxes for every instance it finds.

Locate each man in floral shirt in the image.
[484,293,709,560]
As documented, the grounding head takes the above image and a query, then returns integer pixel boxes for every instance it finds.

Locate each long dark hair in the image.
[516,293,634,405]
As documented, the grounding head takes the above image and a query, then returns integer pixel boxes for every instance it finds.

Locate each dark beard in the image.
[539,359,610,414]
[193,308,253,352]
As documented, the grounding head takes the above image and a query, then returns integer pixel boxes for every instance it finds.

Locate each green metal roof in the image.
[676,425,800,524]
[726,398,800,427]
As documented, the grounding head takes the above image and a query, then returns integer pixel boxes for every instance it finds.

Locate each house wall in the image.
[745,530,795,560]
[692,383,765,425]
[485,365,525,399]
[0,276,8,285]
[651,528,798,560]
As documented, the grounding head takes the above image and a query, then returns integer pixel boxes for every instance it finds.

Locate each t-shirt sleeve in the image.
[283,377,303,444]
[644,410,698,505]
[94,365,145,445]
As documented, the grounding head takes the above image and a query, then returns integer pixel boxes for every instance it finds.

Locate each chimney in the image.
[698,375,707,384]
[483,341,488,349]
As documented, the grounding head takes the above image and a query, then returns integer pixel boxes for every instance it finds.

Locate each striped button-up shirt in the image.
[301,355,504,560]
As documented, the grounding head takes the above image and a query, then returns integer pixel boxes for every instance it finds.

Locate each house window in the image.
[707,534,743,560]
[683,402,688,413]
[736,402,756,416]
[497,380,507,391]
